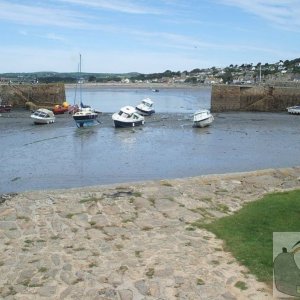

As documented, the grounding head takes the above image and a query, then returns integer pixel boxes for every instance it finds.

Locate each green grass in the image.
[196,190,300,285]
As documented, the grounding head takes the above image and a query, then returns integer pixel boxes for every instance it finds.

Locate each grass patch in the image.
[135,250,142,258]
[235,281,248,290]
[132,191,142,197]
[79,197,98,203]
[198,190,300,285]
[38,267,48,273]
[17,216,30,221]
[215,203,230,213]
[148,197,155,206]
[145,268,155,278]
[196,278,205,285]
[160,180,173,187]
[89,262,98,268]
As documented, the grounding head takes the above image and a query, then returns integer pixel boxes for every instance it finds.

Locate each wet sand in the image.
[1,109,300,194]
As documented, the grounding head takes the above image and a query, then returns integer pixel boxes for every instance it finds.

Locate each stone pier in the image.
[211,84,300,112]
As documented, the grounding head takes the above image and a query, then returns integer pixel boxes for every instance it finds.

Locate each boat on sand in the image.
[287,106,300,114]
[112,106,145,128]
[193,109,214,128]
[31,108,55,124]
[135,98,155,116]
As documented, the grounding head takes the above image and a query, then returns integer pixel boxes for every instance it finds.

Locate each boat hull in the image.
[32,119,55,125]
[287,106,300,114]
[193,116,214,128]
[0,105,12,113]
[53,107,68,115]
[73,114,98,127]
[135,107,155,116]
[113,119,144,128]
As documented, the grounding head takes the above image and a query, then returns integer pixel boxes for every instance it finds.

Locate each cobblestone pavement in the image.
[1,167,300,299]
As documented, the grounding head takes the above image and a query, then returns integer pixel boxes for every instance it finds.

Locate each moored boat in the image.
[0,97,12,113]
[72,55,100,127]
[287,106,300,114]
[112,106,145,128]
[135,98,155,116]
[0,104,12,113]
[73,102,99,127]
[31,108,55,124]
[193,109,214,128]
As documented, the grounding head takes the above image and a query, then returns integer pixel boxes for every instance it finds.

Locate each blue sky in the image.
[0,0,299,73]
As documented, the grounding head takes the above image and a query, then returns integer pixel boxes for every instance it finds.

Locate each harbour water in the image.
[1,86,300,194]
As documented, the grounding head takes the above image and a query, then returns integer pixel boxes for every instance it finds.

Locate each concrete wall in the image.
[0,83,66,108]
[211,84,300,112]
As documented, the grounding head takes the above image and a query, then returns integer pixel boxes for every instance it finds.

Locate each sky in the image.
[0,0,299,73]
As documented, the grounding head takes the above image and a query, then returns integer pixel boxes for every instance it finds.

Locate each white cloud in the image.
[218,0,300,30]
[0,0,92,29]
[58,0,164,15]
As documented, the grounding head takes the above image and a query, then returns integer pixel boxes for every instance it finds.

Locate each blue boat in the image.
[72,55,99,128]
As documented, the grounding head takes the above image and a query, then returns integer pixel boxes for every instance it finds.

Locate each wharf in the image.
[1,167,300,299]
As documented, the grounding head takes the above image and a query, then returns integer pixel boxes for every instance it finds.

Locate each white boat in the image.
[31,108,55,125]
[135,98,155,116]
[287,106,300,114]
[72,54,99,128]
[193,109,214,128]
[112,106,145,128]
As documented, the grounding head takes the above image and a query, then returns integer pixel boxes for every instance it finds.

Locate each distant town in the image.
[1,58,300,86]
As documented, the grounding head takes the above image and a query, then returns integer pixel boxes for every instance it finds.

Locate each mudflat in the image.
[1,109,300,195]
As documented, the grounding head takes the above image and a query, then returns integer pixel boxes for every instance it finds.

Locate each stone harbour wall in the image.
[0,83,66,108]
[211,84,300,112]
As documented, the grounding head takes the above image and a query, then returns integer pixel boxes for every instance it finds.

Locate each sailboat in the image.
[72,54,99,128]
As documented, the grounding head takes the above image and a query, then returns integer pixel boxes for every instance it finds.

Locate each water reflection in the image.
[113,127,142,148]
[74,126,98,140]
[65,87,212,113]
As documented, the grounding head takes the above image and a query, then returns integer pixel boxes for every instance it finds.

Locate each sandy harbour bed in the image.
[1,167,300,299]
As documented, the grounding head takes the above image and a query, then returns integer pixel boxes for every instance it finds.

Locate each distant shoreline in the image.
[65,82,211,89]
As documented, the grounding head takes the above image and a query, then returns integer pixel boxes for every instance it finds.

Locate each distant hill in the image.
[1,58,300,84]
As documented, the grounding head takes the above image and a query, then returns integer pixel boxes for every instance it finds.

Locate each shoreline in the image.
[1,166,300,299]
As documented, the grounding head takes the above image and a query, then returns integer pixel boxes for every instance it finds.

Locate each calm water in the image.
[65,86,211,113]
[1,86,300,194]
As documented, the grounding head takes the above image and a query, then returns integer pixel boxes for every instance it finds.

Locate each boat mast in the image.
[79,54,82,105]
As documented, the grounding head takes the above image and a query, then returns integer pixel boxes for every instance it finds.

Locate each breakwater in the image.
[211,84,300,112]
[0,83,65,108]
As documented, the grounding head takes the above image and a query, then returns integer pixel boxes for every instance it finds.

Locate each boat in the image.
[287,106,300,114]
[152,89,159,92]
[73,102,99,127]
[135,98,155,116]
[72,54,99,127]
[112,106,145,128]
[0,97,12,113]
[193,109,214,128]
[31,108,55,124]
